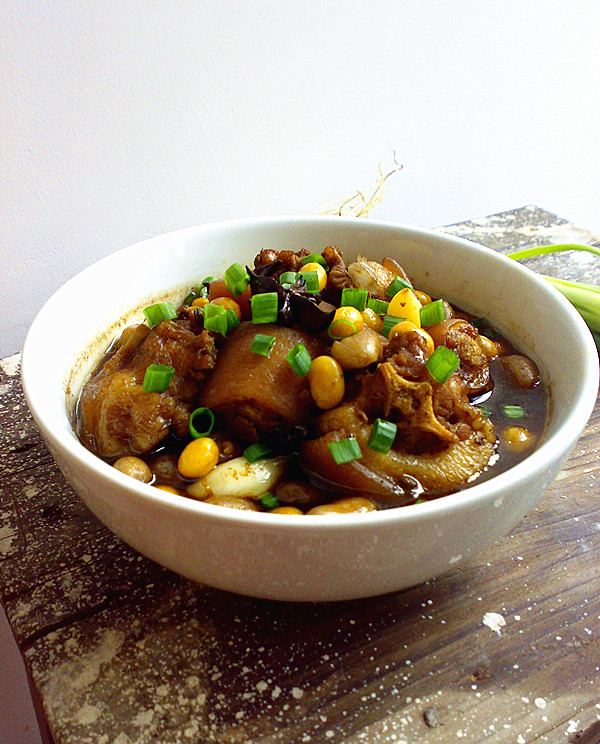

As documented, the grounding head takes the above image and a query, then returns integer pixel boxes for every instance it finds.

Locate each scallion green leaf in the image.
[250,333,276,357]
[142,364,175,392]
[203,303,229,335]
[243,442,273,462]
[143,302,177,328]
[420,298,446,327]
[386,276,413,298]
[225,307,240,331]
[224,262,250,297]
[251,292,279,324]
[502,404,526,419]
[382,314,405,338]
[286,343,312,376]
[189,407,215,438]
[300,270,320,294]
[260,492,280,511]
[367,298,390,315]
[301,253,329,270]
[368,418,397,454]
[426,346,460,383]
[341,287,368,311]
[279,271,298,285]
[328,437,362,465]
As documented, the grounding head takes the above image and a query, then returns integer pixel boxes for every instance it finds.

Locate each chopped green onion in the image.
[382,314,405,338]
[189,407,215,438]
[279,271,298,285]
[201,275,216,286]
[143,302,177,328]
[224,262,250,297]
[251,292,279,324]
[225,307,240,331]
[260,492,280,511]
[250,333,276,357]
[243,442,273,462]
[203,303,228,335]
[367,298,390,315]
[286,343,312,376]
[502,404,526,419]
[420,299,446,327]
[301,253,329,270]
[300,270,320,294]
[142,364,175,392]
[426,346,460,383]
[386,276,413,298]
[183,286,207,306]
[328,437,362,465]
[477,403,492,418]
[341,287,368,311]
[328,319,358,340]
[368,418,397,454]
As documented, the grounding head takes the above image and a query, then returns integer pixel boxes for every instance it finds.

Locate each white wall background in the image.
[2,1,600,358]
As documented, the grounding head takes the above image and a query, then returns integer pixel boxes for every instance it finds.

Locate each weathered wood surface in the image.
[1,206,599,744]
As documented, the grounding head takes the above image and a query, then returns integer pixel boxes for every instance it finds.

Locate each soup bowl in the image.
[21,216,599,601]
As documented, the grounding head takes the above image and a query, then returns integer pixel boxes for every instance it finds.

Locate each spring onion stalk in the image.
[243,442,273,463]
[507,244,600,333]
[224,263,250,297]
[286,343,312,376]
[142,364,175,392]
[368,418,397,454]
[426,346,460,384]
[225,307,240,332]
[189,407,215,439]
[250,333,276,357]
[328,437,362,465]
[419,299,446,327]
[301,253,329,270]
[251,292,279,324]
[203,303,228,335]
[300,270,320,294]
[143,302,177,328]
[502,405,526,419]
[367,298,390,315]
[279,271,298,285]
[386,276,413,298]
[341,287,368,311]
[260,492,280,511]
[381,314,405,338]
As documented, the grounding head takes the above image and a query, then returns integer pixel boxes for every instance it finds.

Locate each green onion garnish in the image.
[251,292,279,324]
[189,407,215,439]
[143,302,177,328]
[203,303,229,335]
[301,253,329,270]
[341,287,368,311]
[328,319,357,340]
[142,364,175,392]
[279,271,298,285]
[367,298,390,315]
[386,276,413,298]
[286,343,312,376]
[224,262,250,298]
[300,270,320,294]
[368,418,397,454]
[382,314,405,338]
[260,492,280,511]
[250,333,276,357]
[226,307,240,331]
[201,275,216,286]
[420,299,446,327]
[426,346,460,383]
[477,404,492,418]
[244,442,273,463]
[502,405,526,419]
[328,437,362,465]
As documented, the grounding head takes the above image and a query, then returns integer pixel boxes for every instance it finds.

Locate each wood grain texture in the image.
[1,207,599,744]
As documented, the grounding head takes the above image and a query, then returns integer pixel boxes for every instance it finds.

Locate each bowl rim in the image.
[21,214,600,531]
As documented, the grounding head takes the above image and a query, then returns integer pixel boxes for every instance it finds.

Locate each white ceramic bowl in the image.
[21,216,599,601]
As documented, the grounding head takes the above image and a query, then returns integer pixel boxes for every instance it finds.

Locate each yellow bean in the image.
[414,290,431,305]
[308,355,345,409]
[387,288,422,327]
[388,320,435,357]
[113,456,152,483]
[299,262,328,291]
[204,495,261,511]
[270,506,304,515]
[361,308,383,333]
[501,426,536,453]
[329,306,365,339]
[307,497,378,515]
[154,484,184,496]
[191,297,210,309]
[178,437,220,479]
